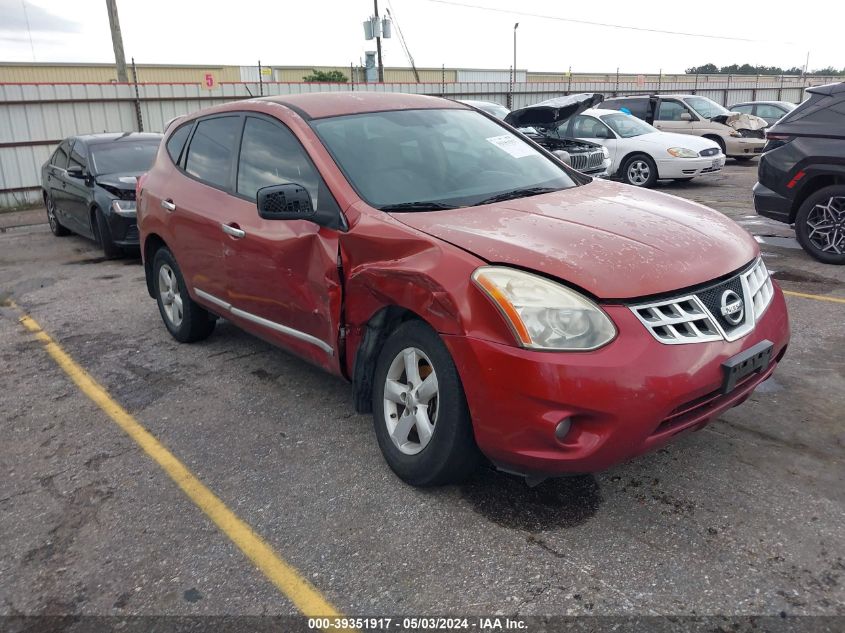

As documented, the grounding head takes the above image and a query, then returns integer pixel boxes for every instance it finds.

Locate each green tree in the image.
[302,70,348,83]
[685,63,718,74]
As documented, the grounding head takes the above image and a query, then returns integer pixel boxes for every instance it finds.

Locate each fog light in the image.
[555,418,572,442]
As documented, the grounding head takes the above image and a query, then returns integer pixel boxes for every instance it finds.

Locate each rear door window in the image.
[604,98,649,120]
[236,116,320,205]
[731,104,754,115]
[185,116,241,188]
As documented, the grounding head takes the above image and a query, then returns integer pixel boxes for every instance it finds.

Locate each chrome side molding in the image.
[194,288,333,355]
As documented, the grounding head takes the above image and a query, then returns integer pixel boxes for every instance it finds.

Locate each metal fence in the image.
[0,75,828,209]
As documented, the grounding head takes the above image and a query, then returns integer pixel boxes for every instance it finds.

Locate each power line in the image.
[424,0,793,44]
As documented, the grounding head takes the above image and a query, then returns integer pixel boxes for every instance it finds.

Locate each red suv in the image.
[138,93,789,486]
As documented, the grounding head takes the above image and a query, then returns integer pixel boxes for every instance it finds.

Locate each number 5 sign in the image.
[202,73,217,90]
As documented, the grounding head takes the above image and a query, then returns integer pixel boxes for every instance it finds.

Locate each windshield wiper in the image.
[379,201,458,212]
[473,186,561,206]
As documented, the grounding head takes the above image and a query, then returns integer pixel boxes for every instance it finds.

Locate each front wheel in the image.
[153,248,217,342]
[621,155,657,187]
[372,320,481,486]
[795,185,845,265]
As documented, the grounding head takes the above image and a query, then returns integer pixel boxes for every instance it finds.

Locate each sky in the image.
[0,0,840,74]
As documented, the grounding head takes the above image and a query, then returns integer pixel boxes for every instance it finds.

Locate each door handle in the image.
[160,199,176,212]
[221,223,245,239]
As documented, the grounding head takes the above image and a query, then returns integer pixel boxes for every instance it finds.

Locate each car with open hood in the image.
[41,132,163,257]
[138,92,789,487]
[601,94,768,160]
[522,105,724,187]
[504,94,612,177]
[728,100,798,127]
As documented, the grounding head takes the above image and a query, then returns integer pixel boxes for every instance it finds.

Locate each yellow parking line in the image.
[782,290,845,305]
[15,305,341,619]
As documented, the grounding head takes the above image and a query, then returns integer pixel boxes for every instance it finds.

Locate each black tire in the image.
[152,247,217,342]
[795,185,845,265]
[621,154,658,187]
[706,136,726,156]
[45,195,70,236]
[673,177,694,182]
[372,320,481,486]
[94,207,122,259]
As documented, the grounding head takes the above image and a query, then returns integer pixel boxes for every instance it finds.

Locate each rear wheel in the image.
[621,154,657,187]
[372,320,481,486]
[153,247,217,342]
[795,185,845,265]
[46,195,70,236]
[94,207,122,259]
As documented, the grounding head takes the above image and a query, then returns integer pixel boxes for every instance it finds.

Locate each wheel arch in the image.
[143,233,169,298]
[702,134,726,153]
[790,172,845,222]
[618,151,659,180]
[351,305,430,414]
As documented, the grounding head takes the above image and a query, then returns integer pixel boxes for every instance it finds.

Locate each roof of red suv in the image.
[256,92,466,119]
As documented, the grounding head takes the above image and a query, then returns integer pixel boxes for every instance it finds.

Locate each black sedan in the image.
[41,132,162,257]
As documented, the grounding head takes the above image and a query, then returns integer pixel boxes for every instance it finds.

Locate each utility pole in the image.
[513,23,519,85]
[105,0,128,82]
[374,0,384,82]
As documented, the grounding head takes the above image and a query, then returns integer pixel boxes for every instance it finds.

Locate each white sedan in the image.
[561,108,726,187]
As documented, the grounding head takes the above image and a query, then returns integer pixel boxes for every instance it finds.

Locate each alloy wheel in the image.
[46,198,57,231]
[627,160,651,186]
[806,196,845,255]
[158,263,184,327]
[382,347,439,455]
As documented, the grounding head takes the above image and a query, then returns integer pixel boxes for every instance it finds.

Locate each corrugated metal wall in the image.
[0,78,817,209]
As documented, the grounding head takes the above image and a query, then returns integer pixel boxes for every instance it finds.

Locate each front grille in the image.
[738,129,765,139]
[570,150,606,172]
[630,258,774,345]
[697,275,745,334]
[124,225,139,241]
[699,147,720,157]
[631,296,722,345]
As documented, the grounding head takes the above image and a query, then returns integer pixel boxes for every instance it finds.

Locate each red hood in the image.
[389,179,759,300]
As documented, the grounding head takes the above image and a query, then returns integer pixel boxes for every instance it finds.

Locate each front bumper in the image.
[725,136,766,158]
[445,287,790,477]
[753,181,793,224]
[106,210,139,247]
[656,155,725,179]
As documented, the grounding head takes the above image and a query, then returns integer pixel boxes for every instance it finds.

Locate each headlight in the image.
[601,146,610,159]
[667,147,698,158]
[111,199,137,217]
[472,267,616,350]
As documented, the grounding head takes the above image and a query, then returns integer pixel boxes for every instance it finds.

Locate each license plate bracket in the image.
[721,340,773,394]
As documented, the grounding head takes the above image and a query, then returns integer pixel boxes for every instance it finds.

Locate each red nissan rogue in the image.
[138,93,789,486]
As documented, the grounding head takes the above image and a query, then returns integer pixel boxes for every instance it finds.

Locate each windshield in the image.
[311,109,577,209]
[685,96,730,119]
[477,103,510,120]
[599,113,657,138]
[90,141,159,175]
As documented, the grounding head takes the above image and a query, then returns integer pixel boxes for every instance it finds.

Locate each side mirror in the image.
[66,166,85,179]
[256,183,346,230]
[552,150,572,165]
[680,112,693,122]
